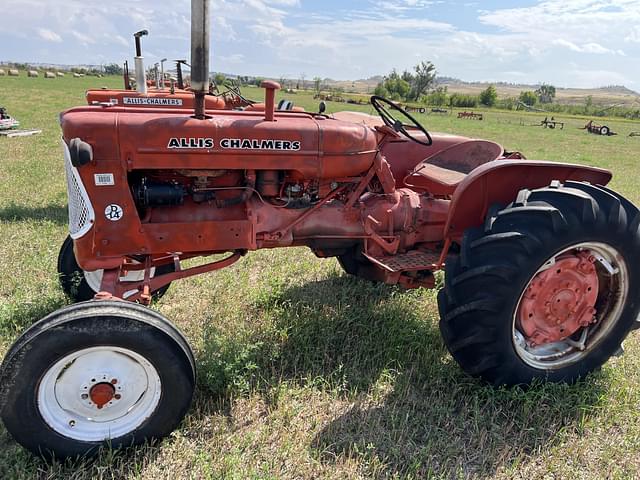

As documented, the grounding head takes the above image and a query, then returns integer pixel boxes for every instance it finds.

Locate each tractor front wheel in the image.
[438,181,640,385]
[0,301,195,458]
[58,235,174,302]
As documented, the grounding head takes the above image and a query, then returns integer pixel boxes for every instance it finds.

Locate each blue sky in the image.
[0,0,638,88]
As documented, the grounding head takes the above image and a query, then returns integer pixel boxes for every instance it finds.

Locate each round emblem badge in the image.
[104,204,124,221]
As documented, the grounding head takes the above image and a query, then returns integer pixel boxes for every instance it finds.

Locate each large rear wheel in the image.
[0,301,195,458]
[438,181,640,385]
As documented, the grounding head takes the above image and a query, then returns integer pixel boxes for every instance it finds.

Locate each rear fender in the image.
[444,160,612,241]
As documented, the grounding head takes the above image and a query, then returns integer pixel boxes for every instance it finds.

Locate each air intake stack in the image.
[133,30,149,94]
[191,0,210,119]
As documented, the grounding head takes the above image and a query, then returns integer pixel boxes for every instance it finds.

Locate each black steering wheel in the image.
[371,95,433,146]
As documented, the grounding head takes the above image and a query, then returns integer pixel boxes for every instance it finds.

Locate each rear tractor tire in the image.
[58,235,174,302]
[438,181,640,385]
[0,301,195,459]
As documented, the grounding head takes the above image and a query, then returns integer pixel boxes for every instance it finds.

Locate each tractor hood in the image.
[60,107,379,179]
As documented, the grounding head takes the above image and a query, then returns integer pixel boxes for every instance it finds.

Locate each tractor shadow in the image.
[199,272,611,478]
[0,203,67,224]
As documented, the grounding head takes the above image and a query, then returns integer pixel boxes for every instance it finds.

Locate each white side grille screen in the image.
[61,138,95,239]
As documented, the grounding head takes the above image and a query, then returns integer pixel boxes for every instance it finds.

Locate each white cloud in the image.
[625,26,640,43]
[71,31,95,46]
[218,53,245,64]
[373,0,437,11]
[264,0,299,5]
[37,28,62,43]
[552,38,623,55]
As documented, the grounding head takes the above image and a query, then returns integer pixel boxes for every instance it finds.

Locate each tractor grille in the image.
[61,138,95,239]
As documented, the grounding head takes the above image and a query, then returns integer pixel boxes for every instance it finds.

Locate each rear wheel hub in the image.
[519,251,599,346]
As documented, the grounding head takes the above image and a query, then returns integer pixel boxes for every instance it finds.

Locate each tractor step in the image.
[363,250,440,273]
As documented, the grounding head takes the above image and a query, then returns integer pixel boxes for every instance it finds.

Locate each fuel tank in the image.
[61,107,378,179]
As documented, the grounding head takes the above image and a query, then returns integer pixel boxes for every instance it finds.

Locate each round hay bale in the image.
[8,69,19,76]
[45,71,55,79]
[56,72,65,77]
[73,73,81,78]
[27,70,39,78]
[0,69,5,76]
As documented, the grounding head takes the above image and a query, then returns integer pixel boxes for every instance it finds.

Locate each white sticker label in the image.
[123,97,183,106]
[94,173,115,186]
[104,204,123,221]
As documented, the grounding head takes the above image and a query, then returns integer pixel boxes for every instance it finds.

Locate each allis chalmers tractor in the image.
[2,0,640,459]
[86,29,254,111]
[85,30,304,112]
[87,29,295,114]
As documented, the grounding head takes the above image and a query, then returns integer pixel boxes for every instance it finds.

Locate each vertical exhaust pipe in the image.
[160,58,167,90]
[175,60,187,90]
[154,63,159,89]
[191,0,210,119]
[133,30,149,94]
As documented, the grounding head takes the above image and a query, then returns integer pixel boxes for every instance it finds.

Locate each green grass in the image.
[2,75,640,479]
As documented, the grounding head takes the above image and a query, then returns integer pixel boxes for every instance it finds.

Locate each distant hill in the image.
[296,74,640,107]
[433,79,640,107]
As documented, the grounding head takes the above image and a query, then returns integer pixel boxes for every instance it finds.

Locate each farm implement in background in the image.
[522,117,565,130]
[539,116,564,129]
[403,105,427,114]
[582,120,616,136]
[457,110,483,120]
[0,106,19,130]
[2,0,640,461]
[0,106,41,137]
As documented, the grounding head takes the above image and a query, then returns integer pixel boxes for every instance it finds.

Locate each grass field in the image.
[2,75,640,479]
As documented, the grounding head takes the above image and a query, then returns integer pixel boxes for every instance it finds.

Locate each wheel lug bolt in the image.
[111,379,118,385]
[114,394,121,400]
[81,393,89,400]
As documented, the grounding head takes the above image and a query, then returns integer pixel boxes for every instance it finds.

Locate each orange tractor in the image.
[86,30,300,114]
[86,30,251,111]
[2,0,640,459]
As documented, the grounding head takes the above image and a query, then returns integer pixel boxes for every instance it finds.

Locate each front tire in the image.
[0,301,195,458]
[438,181,640,385]
[58,236,174,302]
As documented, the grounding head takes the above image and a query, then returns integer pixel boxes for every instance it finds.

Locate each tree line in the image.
[373,61,558,109]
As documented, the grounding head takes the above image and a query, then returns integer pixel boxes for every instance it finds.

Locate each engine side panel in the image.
[60,107,379,270]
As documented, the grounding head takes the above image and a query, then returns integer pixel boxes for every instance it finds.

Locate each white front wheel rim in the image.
[38,346,162,442]
[84,267,157,299]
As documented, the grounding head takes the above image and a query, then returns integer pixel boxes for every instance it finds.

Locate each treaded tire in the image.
[58,235,174,302]
[337,248,362,276]
[337,245,380,280]
[0,301,195,459]
[438,181,640,385]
